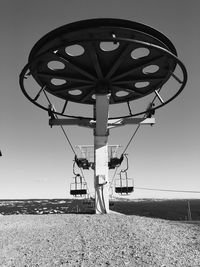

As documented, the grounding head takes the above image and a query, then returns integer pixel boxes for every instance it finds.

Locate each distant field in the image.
[0,198,200,221]
[110,199,200,221]
[0,199,94,215]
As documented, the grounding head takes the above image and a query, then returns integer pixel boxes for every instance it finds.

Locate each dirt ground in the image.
[0,214,199,267]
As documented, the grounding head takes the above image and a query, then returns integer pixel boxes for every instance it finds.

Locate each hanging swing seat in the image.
[115,171,134,195]
[70,189,87,196]
[115,186,134,194]
[70,174,87,196]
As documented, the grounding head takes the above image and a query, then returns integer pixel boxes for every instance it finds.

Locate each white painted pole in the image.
[94,94,110,214]
[94,136,109,214]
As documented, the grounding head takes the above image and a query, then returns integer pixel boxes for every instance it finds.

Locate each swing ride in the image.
[115,154,134,195]
[19,18,187,214]
[70,162,87,196]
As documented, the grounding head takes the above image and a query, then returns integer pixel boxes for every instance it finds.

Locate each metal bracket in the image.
[49,118,93,128]
[107,117,155,129]
[49,117,155,128]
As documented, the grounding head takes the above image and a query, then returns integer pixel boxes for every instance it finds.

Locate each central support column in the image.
[94,94,110,214]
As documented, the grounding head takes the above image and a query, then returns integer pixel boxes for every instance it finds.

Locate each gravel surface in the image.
[0,214,199,267]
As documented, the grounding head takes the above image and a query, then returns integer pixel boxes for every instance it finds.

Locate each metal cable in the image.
[122,123,141,155]
[59,124,76,155]
[114,96,158,188]
[43,91,92,196]
[121,88,161,155]
[134,187,200,194]
[43,90,76,155]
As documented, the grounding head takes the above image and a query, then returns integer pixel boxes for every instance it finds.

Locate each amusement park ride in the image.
[19,18,187,214]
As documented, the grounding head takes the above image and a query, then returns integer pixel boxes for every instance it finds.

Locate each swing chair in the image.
[114,154,134,195]
[70,162,87,196]
[115,171,134,194]
[70,174,87,196]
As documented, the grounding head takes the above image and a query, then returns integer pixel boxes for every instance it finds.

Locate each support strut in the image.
[94,94,110,214]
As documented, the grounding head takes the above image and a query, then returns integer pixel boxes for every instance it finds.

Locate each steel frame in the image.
[19,18,187,214]
[19,37,187,120]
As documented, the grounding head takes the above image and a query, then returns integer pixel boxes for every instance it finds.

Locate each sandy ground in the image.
[0,214,200,267]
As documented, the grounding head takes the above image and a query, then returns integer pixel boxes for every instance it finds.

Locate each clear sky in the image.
[0,0,200,199]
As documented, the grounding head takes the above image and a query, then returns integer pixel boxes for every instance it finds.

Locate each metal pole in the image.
[187,200,192,221]
[94,94,110,214]
[75,175,77,191]
[120,173,122,190]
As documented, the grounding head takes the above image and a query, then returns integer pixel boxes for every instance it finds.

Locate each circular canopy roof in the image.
[20,18,187,119]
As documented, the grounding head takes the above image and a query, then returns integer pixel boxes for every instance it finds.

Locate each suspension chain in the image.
[43,91,91,197]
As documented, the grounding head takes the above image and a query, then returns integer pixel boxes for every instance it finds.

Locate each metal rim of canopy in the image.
[19,19,187,120]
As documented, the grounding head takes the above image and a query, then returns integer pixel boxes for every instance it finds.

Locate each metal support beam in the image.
[154,90,164,104]
[94,94,110,214]
[49,118,92,128]
[107,117,155,129]
[49,117,155,128]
